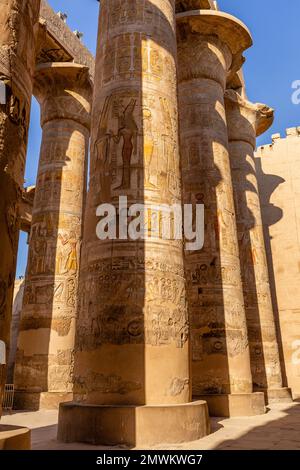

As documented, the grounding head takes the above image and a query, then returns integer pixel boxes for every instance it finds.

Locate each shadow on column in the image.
[231,132,269,392]
[177,14,256,418]
[14,64,91,411]
[255,157,288,386]
[59,0,210,448]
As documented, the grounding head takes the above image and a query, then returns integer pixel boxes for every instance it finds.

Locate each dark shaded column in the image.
[225,90,292,404]
[177,9,265,417]
[58,0,210,447]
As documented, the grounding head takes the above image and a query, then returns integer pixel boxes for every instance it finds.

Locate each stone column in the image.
[0,0,41,419]
[14,63,92,411]
[58,0,209,447]
[225,90,293,403]
[177,10,265,417]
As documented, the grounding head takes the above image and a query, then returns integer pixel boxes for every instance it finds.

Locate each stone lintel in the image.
[35,61,91,87]
[39,0,95,78]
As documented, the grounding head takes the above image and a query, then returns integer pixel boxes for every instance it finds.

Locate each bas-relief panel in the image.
[25,214,81,278]
[21,212,81,323]
[34,171,83,211]
[77,258,188,349]
[74,370,142,397]
[102,0,175,39]
[99,33,176,89]
[92,89,179,204]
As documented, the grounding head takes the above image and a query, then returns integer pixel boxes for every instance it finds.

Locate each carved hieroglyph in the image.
[177,11,254,396]
[14,63,92,410]
[0,0,41,416]
[73,0,190,406]
[225,90,289,398]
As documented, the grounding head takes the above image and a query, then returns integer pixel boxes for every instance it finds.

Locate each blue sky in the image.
[16,0,300,277]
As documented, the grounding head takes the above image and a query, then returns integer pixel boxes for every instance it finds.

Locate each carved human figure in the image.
[58,0,210,448]
[14,64,92,411]
[111,99,138,189]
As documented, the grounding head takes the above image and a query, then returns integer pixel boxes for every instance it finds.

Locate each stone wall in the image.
[256,127,300,398]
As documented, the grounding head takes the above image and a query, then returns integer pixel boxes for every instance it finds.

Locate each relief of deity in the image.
[94,94,139,196]
[56,231,79,275]
[110,98,138,190]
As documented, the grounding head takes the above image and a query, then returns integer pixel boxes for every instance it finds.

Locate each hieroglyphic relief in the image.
[25,213,81,277]
[225,91,285,392]
[92,89,180,203]
[177,14,253,396]
[14,64,92,409]
[77,257,188,350]
[73,0,190,404]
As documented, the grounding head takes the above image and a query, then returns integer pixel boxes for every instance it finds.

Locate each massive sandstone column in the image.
[58,0,209,446]
[225,90,292,403]
[0,0,41,418]
[177,9,265,417]
[14,63,92,411]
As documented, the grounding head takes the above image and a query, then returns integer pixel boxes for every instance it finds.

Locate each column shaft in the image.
[177,10,265,416]
[14,63,92,410]
[0,0,41,418]
[58,0,210,446]
[225,90,292,403]
[75,0,188,407]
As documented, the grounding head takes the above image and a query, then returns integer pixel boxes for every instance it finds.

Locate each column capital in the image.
[34,62,93,129]
[225,89,274,145]
[176,10,252,83]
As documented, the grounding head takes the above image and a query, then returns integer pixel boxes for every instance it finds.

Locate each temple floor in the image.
[1,401,300,450]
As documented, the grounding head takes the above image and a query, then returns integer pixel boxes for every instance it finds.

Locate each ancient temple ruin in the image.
[0,0,299,449]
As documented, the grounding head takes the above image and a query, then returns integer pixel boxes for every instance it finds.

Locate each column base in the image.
[195,393,266,417]
[14,391,73,411]
[58,400,210,447]
[263,387,293,404]
[0,425,31,450]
